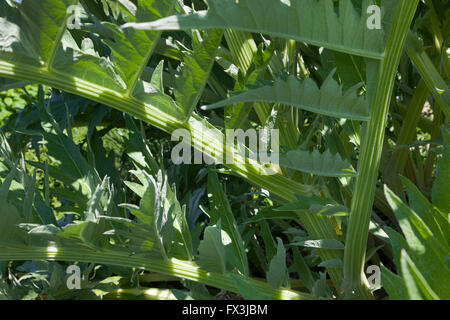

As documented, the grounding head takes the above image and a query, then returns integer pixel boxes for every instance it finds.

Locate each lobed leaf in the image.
[124,0,387,59]
[266,238,288,288]
[279,148,355,177]
[203,72,370,121]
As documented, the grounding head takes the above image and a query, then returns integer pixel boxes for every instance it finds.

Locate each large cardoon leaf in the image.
[203,71,370,121]
[123,0,387,59]
[400,250,440,300]
[384,186,450,299]
[197,224,227,274]
[0,0,75,66]
[381,265,408,300]
[0,0,182,116]
[101,0,175,94]
[401,177,450,248]
[25,98,92,196]
[266,238,288,288]
[0,170,31,246]
[175,29,223,120]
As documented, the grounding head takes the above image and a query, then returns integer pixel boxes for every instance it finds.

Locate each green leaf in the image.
[275,194,328,211]
[0,202,30,246]
[150,60,164,92]
[312,272,333,299]
[259,220,277,262]
[175,29,223,120]
[173,205,194,261]
[279,148,355,177]
[204,72,370,121]
[405,33,449,118]
[401,176,449,248]
[266,238,288,288]
[244,208,298,223]
[291,248,315,293]
[124,0,386,59]
[384,226,408,269]
[197,224,227,274]
[380,265,408,300]
[101,0,176,94]
[432,127,450,214]
[384,186,450,299]
[400,250,437,300]
[207,171,249,275]
[318,259,343,268]
[120,170,190,259]
[33,191,58,227]
[276,195,348,217]
[17,0,76,66]
[384,186,447,257]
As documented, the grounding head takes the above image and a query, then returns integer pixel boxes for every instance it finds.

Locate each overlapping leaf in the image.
[207,171,249,275]
[175,29,223,120]
[124,0,387,59]
[0,0,182,116]
[278,148,355,177]
[383,185,450,299]
[204,72,370,121]
[197,224,227,274]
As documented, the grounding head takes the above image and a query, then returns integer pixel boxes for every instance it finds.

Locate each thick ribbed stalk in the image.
[224,30,256,72]
[343,0,420,298]
[223,29,258,129]
[0,247,312,300]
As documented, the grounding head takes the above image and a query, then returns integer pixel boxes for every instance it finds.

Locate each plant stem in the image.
[0,246,312,300]
[384,80,429,194]
[343,0,420,298]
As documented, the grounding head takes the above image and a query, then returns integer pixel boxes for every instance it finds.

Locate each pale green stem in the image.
[384,80,429,194]
[343,0,420,298]
[0,246,312,300]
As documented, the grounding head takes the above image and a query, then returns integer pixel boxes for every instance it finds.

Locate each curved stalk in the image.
[0,246,312,300]
[343,0,420,298]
